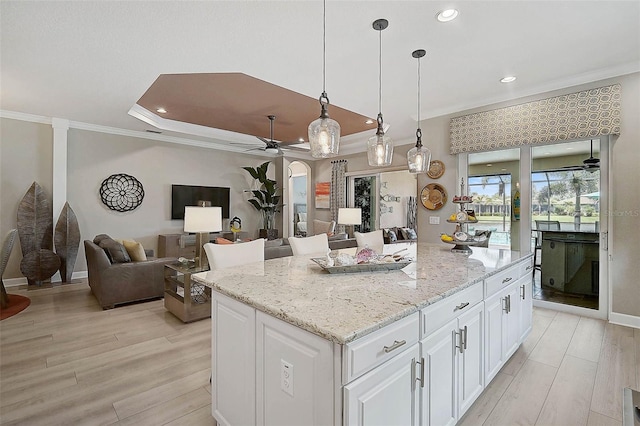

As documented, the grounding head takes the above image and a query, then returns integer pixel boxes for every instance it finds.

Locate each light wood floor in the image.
[1,281,638,425]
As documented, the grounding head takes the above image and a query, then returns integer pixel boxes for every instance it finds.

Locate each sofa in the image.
[264,233,356,260]
[84,236,176,309]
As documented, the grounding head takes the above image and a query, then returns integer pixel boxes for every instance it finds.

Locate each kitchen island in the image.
[193,243,533,426]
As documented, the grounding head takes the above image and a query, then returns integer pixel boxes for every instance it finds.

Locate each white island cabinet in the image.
[193,243,533,426]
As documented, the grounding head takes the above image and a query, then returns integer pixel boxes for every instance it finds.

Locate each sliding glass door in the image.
[530,139,607,315]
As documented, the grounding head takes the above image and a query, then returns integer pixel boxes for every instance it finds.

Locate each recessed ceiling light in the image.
[156,108,167,114]
[437,9,459,22]
[365,119,374,124]
[566,147,574,150]
[486,163,493,167]
[500,76,517,83]
[501,168,507,171]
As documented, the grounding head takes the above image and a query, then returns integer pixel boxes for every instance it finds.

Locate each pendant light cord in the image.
[322,0,326,94]
[378,26,382,114]
[417,57,421,125]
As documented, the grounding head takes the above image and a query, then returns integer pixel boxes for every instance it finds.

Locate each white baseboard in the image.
[3,271,88,288]
[609,312,640,329]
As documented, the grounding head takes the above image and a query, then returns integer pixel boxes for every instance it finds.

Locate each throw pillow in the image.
[385,229,398,242]
[402,228,418,240]
[122,239,147,262]
[98,237,131,263]
[93,234,111,245]
[215,237,233,245]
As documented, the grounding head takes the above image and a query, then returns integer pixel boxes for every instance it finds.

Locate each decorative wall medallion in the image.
[99,174,145,212]
[420,183,447,211]
[427,160,445,179]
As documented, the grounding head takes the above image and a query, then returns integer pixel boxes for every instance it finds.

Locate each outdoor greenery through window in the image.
[532,169,600,232]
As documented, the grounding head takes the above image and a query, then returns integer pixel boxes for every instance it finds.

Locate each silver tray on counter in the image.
[311,258,412,274]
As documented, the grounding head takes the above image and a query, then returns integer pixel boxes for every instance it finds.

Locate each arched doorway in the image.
[286,160,311,238]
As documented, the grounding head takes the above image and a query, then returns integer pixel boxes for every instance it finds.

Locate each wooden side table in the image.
[164,262,211,322]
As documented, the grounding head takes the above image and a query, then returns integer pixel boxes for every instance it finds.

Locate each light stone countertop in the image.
[192,243,532,344]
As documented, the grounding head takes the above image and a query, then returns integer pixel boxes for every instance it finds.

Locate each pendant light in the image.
[407,49,432,174]
[308,0,340,158]
[367,18,393,167]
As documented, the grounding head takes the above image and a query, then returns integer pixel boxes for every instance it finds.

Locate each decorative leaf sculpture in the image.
[17,182,55,285]
[54,202,80,283]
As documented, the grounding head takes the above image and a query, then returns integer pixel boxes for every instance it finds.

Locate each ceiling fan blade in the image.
[244,146,266,152]
[256,136,269,145]
[279,140,308,146]
[555,165,585,171]
[280,145,310,152]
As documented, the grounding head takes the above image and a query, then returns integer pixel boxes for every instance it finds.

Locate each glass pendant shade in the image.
[367,134,393,166]
[308,103,340,158]
[367,117,393,166]
[408,139,431,174]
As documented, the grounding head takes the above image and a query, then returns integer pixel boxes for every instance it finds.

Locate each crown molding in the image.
[0,110,52,124]
[0,109,312,160]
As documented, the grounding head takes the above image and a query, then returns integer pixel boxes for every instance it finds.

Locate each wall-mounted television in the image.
[171,185,230,220]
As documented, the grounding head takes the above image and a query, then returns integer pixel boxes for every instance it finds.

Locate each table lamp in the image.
[184,206,222,269]
[338,207,362,238]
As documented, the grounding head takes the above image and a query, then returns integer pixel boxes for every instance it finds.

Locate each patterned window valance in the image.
[450,84,621,154]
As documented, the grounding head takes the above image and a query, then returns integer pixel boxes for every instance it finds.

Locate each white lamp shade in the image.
[407,145,432,174]
[308,117,340,158]
[338,208,362,225]
[184,206,223,233]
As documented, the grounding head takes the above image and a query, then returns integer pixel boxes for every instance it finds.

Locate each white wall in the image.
[67,129,273,271]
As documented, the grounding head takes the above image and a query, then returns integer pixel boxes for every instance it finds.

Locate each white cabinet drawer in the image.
[344,312,419,384]
[519,257,534,278]
[484,265,519,298]
[421,282,483,339]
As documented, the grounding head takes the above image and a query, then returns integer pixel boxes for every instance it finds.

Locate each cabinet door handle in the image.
[463,325,468,351]
[507,295,511,313]
[412,357,426,389]
[383,339,406,353]
[502,297,509,313]
[502,277,513,284]
[455,302,470,311]
[526,264,533,271]
[521,284,526,300]
[456,329,464,354]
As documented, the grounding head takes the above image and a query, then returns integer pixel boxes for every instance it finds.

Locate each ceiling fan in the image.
[581,140,600,171]
[247,115,309,155]
[556,139,600,172]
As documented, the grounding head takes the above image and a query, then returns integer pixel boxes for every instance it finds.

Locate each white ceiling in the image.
[2,1,639,153]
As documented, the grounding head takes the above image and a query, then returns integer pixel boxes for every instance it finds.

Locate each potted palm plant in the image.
[243,161,281,240]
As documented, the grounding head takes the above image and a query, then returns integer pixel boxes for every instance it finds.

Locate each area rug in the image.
[0,294,31,320]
